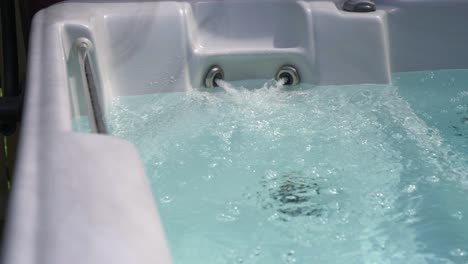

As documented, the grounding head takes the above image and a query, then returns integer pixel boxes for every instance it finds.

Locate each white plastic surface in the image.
[3,0,468,264]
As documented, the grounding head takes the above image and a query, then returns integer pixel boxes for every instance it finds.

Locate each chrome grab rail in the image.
[75,38,107,134]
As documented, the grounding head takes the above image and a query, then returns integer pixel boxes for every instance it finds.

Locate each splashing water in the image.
[103,70,468,264]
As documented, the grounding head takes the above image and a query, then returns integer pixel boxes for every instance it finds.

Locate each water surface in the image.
[102,70,468,264]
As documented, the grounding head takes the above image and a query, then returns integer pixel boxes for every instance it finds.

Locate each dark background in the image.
[20,0,63,45]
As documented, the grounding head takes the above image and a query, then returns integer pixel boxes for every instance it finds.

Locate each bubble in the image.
[406,209,416,216]
[216,213,236,222]
[227,203,240,216]
[451,211,463,220]
[425,175,440,183]
[160,195,172,204]
[267,213,279,222]
[242,192,252,200]
[149,80,159,87]
[253,246,261,256]
[450,248,467,257]
[282,250,296,264]
[405,184,417,193]
[335,233,347,241]
[203,174,214,181]
[266,170,277,180]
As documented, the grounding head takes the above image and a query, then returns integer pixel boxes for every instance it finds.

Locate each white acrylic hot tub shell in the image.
[3,1,468,264]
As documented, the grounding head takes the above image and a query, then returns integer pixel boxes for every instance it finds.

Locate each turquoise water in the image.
[93,70,467,263]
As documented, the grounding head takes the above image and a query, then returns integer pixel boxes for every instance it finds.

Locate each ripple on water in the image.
[104,71,468,264]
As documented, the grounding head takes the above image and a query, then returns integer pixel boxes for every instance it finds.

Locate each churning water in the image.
[102,70,468,263]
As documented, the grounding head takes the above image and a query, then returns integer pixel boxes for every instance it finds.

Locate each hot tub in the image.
[2,0,468,264]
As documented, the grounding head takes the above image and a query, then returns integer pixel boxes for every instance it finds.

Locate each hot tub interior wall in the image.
[60,1,468,124]
[63,24,109,122]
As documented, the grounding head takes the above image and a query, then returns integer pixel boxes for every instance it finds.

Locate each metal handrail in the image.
[75,39,107,134]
